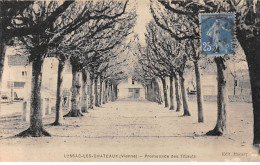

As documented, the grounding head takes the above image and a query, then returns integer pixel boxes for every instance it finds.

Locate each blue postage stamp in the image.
[200,13,235,56]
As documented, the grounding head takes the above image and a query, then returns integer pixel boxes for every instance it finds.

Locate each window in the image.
[132,80,135,85]
[14,82,25,88]
[129,89,133,92]
[22,71,27,77]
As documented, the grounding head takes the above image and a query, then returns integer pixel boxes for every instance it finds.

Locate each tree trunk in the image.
[94,76,99,107]
[99,76,103,106]
[115,85,118,100]
[239,37,260,145]
[161,77,169,108]
[153,78,162,104]
[81,69,88,113]
[16,58,51,137]
[169,75,174,110]
[145,85,148,100]
[88,73,94,109]
[111,83,115,101]
[194,61,204,122]
[112,84,117,101]
[105,80,109,103]
[103,80,107,104]
[64,65,83,117]
[206,57,228,136]
[247,56,260,145]
[107,80,110,103]
[179,72,191,116]
[233,78,236,96]
[173,73,181,112]
[51,59,65,126]
[0,40,6,87]
[109,81,113,101]
[240,76,244,95]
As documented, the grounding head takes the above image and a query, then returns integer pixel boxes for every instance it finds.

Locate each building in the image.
[117,77,145,99]
[1,54,32,102]
[1,47,59,102]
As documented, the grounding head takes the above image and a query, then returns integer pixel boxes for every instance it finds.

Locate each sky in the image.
[133,0,153,45]
[119,0,153,76]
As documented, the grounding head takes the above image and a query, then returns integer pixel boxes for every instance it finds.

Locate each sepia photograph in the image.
[0,0,260,162]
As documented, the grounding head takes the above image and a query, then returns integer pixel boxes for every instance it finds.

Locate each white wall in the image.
[1,51,32,100]
[1,53,61,101]
[117,77,145,99]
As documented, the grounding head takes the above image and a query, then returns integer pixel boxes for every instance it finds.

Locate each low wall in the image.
[228,95,252,103]
[188,95,252,103]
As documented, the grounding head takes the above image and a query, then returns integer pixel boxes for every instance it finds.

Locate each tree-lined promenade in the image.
[0,0,260,152]
[0,100,256,161]
[1,0,135,137]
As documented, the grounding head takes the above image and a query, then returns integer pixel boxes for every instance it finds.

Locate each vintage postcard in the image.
[1,0,260,162]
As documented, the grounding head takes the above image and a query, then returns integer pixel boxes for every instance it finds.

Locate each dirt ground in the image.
[0,99,259,162]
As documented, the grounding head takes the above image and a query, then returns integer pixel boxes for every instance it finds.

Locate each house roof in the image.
[8,55,29,66]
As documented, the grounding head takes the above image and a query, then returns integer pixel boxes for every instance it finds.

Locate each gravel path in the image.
[0,99,259,161]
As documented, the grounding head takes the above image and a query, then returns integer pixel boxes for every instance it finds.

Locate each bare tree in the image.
[144,23,171,108]
[0,1,73,85]
[58,0,134,115]
[185,39,204,122]
[144,21,191,115]
[228,55,247,96]
[207,56,229,135]
[150,0,229,130]
[153,0,260,144]
[150,0,203,120]
[229,63,238,96]
[51,51,68,125]
[15,1,78,136]
[15,0,130,136]
[176,54,191,116]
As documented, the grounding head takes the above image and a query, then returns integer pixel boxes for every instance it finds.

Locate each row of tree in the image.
[0,0,135,137]
[1,0,260,148]
[133,0,260,146]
